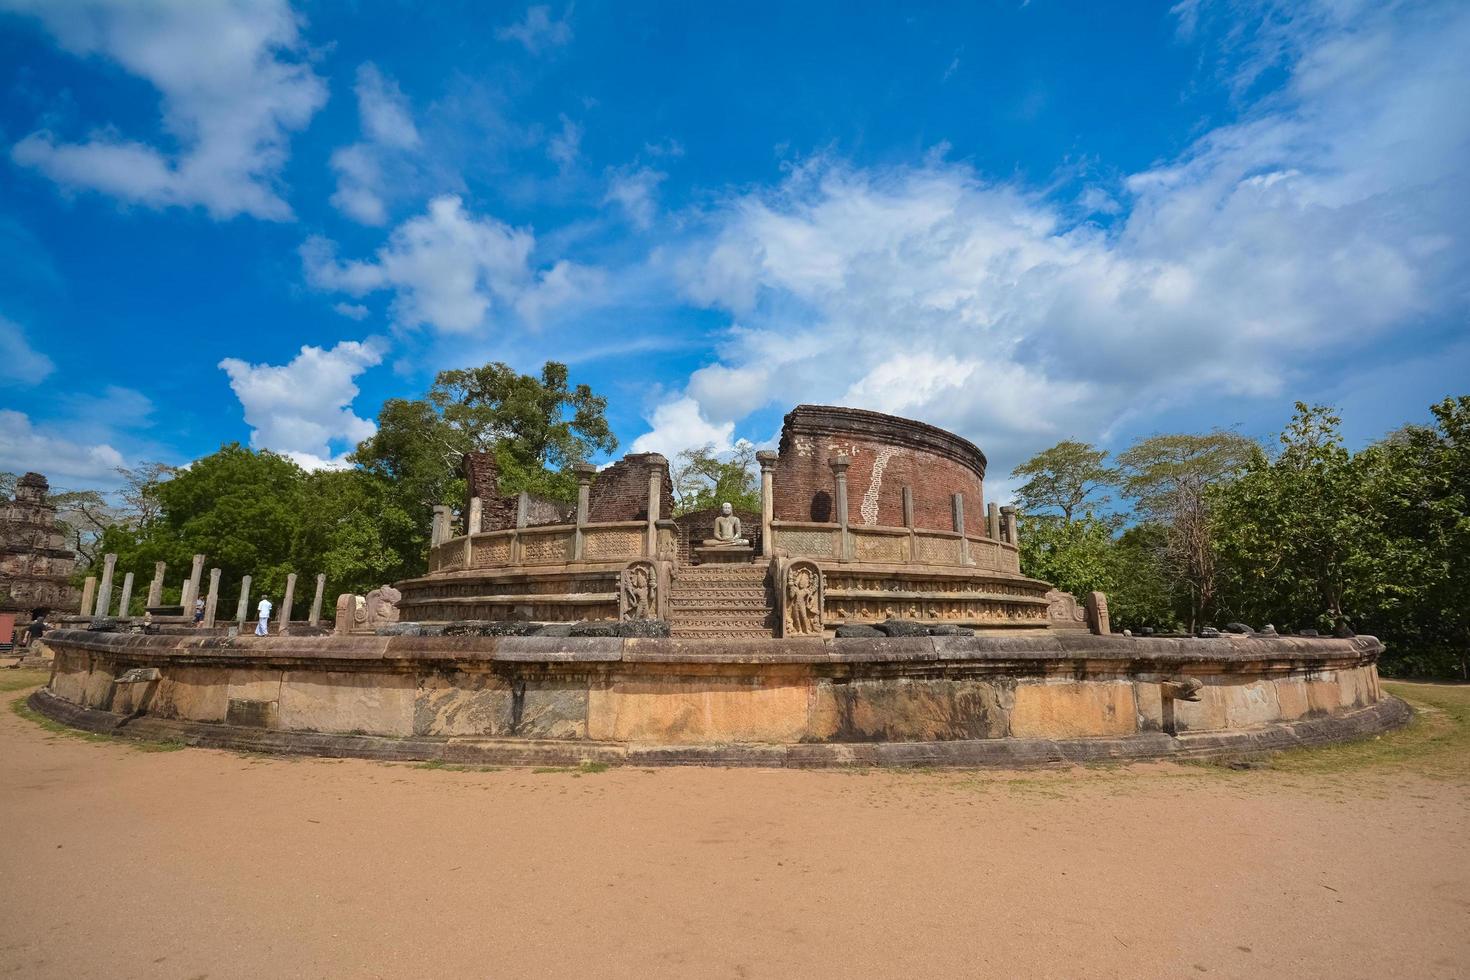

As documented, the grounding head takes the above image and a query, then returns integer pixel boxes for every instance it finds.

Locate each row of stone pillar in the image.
[751,453,1021,561]
[78,556,328,629]
[436,462,668,560]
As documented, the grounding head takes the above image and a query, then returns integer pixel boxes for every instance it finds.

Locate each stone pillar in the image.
[116,572,135,618]
[79,577,96,616]
[235,575,252,624]
[512,492,530,565]
[430,506,452,547]
[467,496,483,536]
[1001,506,1019,548]
[756,451,778,558]
[279,573,297,632]
[645,469,662,557]
[830,456,851,562]
[93,553,117,618]
[987,502,1002,541]
[953,493,972,566]
[1086,591,1111,635]
[902,486,916,565]
[572,463,596,560]
[203,568,221,628]
[309,573,326,626]
[147,561,166,607]
[187,554,205,615]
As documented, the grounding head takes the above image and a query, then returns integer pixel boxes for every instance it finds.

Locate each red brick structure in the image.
[772,405,985,530]
[462,452,573,531]
[672,504,761,564]
[1,472,79,619]
[587,453,674,523]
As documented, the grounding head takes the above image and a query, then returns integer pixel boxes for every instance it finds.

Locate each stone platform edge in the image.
[39,628,1384,670]
[26,687,1410,769]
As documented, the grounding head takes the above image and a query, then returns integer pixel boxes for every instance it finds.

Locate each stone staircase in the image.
[667,563,775,638]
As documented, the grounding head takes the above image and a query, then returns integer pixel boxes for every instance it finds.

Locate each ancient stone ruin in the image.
[1,473,79,644]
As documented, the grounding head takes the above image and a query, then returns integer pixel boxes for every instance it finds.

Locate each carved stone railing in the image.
[427,518,673,576]
[770,520,1021,573]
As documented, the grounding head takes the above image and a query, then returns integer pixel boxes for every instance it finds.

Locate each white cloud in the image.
[333,302,370,320]
[628,397,735,458]
[5,0,326,220]
[547,113,582,170]
[0,316,54,385]
[496,5,572,54]
[302,195,600,334]
[640,0,1470,473]
[0,409,125,483]
[329,63,421,225]
[604,165,666,229]
[218,339,384,470]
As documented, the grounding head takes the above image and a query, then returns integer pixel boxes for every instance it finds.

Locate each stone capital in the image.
[572,462,598,480]
[828,454,851,475]
[755,450,779,471]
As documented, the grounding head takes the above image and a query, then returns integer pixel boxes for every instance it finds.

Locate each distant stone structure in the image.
[0,473,79,615]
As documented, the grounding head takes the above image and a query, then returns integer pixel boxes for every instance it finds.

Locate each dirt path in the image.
[1,680,1467,979]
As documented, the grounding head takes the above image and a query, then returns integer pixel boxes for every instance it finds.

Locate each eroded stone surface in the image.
[414,672,512,737]
[278,670,413,736]
[809,677,1013,741]
[1011,680,1137,738]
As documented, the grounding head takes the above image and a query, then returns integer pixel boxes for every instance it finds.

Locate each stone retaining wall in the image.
[39,630,1388,758]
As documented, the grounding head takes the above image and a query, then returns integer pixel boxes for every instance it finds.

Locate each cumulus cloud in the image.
[302,195,600,333]
[329,63,421,225]
[5,0,326,220]
[0,410,126,484]
[628,397,735,458]
[333,302,370,321]
[496,4,572,54]
[604,165,666,229]
[634,0,1470,472]
[547,113,582,170]
[218,340,384,470]
[0,316,54,385]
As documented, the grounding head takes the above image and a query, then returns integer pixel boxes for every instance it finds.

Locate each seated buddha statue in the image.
[704,502,750,546]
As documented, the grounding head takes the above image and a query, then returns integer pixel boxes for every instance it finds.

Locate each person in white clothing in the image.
[256,596,273,636]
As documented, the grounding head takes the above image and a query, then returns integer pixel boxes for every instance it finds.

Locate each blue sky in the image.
[1,0,1466,495]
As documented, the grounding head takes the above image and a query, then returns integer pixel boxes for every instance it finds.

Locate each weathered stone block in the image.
[517,681,588,738]
[1273,678,1310,721]
[152,667,229,722]
[1170,681,1229,732]
[278,670,414,736]
[1011,680,1137,738]
[80,663,117,710]
[1222,679,1281,728]
[415,672,514,736]
[226,669,282,704]
[808,677,1012,741]
[588,673,811,744]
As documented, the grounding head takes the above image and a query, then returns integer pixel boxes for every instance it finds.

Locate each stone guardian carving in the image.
[620,560,659,621]
[334,585,402,633]
[781,559,823,637]
[1044,589,1088,629]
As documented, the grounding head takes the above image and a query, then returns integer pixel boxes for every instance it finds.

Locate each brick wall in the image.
[588,453,674,523]
[772,405,987,533]
[463,451,574,532]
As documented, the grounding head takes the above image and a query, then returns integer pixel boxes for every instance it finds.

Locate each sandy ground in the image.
[1,682,1467,980]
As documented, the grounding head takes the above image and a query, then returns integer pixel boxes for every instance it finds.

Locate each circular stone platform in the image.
[30,629,1407,768]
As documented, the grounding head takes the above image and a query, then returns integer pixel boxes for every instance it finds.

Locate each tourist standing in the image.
[193,594,205,627]
[256,596,272,636]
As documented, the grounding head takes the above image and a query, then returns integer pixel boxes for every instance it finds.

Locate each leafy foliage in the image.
[670,442,760,515]
[1012,440,1115,521]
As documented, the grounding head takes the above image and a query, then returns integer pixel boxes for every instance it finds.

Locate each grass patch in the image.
[412,759,503,772]
[1262,681,1470,780]
[9,693,114,744]
[530,760,611,775]
[0,669,51,693]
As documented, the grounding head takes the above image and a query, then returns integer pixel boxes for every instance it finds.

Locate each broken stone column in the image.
[757,451,778,558]
[467,496,483,536]
[203,568,221,628]
[279,573,297,632]
[116,572,135,618]
[235,575,252,624]
[309,573,326,626]
[186,554,205,615]
[147,561,166,607]
[572,463,596,560]
[94,553,117,618]
[1001,506,1020,549]
[1086,591,1111,635]
[79,577,96,616]
[830,456,851,561]
[645,468,662,557]
[987,502,1001,541]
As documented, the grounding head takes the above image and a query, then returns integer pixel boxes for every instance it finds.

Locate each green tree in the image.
[1011,441,1116,521]
[1019,515,1178,632]
[1117,430,1257,631]
[670,442,760,515]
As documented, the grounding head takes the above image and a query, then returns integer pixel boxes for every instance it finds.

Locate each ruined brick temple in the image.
[402,405,1069,638]
[1,472,78,615]
[32,407,1400,768]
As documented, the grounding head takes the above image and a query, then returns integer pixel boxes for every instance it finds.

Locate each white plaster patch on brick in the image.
[860,446,897,525]
[794,436,815,457]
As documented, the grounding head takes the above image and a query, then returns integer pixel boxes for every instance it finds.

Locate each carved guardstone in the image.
[1086,591,1111,635]
[780,559,823,637]
[619,560,659,621]
[1045,590,1089,630]
[334,585,402,634]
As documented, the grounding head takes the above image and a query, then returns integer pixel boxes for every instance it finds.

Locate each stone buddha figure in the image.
[707,502,749,547]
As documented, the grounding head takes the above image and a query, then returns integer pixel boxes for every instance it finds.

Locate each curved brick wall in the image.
[773,405,987,529]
